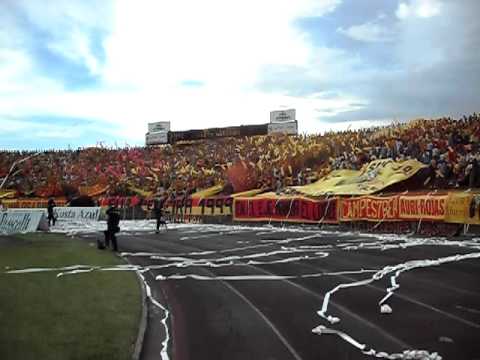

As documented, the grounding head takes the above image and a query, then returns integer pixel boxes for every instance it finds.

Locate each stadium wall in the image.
[3,191,480,236]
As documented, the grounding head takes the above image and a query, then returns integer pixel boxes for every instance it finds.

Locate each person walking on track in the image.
[47,198,57,227]
[153,196,167,233]
[104,205,121,251]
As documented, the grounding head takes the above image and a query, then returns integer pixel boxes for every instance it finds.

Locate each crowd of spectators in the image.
[1,113,479,199]
[328,114,480,188]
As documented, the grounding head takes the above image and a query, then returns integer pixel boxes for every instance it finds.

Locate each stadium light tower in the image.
[0,152,41,190]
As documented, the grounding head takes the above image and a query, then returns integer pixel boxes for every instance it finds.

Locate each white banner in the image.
[0,210,45,234]
[270,109,296,123]
[148,121,171,132]
[268,121,298,135]
[146,132,168,145]
[54,207,101,222]
[9,207,101,222]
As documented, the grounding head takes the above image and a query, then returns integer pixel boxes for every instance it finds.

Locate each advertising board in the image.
[268,121,298,135]
[270,109,296,123]
[148,122,171,132]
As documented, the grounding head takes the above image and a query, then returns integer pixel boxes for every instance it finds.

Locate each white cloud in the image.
[338,21,394,42]
[1,0,351,146]
[47,29,101,76]
[101,0,341,88]
[0,118,82,139]
[396,0,442,19]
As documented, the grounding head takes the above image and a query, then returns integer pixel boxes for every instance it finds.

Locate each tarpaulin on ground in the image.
[295,159,426,196]
[445,192,480,225]
[233,196,338,223]
[340,196,400,222]
[398,194,448,221]
[79,184,109,197]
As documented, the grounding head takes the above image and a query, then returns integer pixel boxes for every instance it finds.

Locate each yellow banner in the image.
[128,185,153,198]
[79,184,110,197]
[295,159,426,196]
[0,190,17,199]
[191,184,224,199]
[445,192,480,225]
[231,188,265,198]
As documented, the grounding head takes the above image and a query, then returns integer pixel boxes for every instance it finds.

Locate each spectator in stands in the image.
[1,113,479,196]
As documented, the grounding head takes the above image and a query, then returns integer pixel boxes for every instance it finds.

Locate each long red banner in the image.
[340,194,448,221]
[341,196,399,222]
[233,197,338,223]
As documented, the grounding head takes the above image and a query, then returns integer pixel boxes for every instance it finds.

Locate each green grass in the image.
[0,233,141,360]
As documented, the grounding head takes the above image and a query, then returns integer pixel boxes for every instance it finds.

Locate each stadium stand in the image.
[1,114,479,200]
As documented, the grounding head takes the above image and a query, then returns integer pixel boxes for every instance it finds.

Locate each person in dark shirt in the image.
[153,197,167,233]
[104,205,121,251]
[47,198,57,226]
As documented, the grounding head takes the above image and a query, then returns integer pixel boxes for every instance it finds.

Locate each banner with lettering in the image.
[2,199,68,209]
[445,192,480,225]
[295,159,426,196]
[340,196,400,222]
[0,210,45,234]
[398,194,448,221]
[8,207,102,222]
[233,196,338,224]
[165,197,233,217]
[53,207,102,222]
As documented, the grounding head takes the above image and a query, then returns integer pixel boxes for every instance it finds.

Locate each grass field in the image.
[0,233,141,360]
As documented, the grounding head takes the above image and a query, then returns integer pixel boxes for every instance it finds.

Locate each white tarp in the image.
[0,210,45,234]
[270,109,296,123]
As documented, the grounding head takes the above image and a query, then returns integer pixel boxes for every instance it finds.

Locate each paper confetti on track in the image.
[6,222,480,360]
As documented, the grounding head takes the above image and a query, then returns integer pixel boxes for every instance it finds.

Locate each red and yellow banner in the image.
[233,197,338,223]
[341,196,399,222]
[398,194,448,221]
[166,196,233,217]
[2,198,68,209]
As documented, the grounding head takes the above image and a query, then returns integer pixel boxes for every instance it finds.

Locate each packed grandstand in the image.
[1,113,479,202]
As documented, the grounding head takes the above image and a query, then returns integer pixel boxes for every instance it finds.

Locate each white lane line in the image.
[220,280,305,360]
[155,270,378,281]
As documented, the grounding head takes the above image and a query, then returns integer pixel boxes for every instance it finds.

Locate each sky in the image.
[1,0,479,150]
